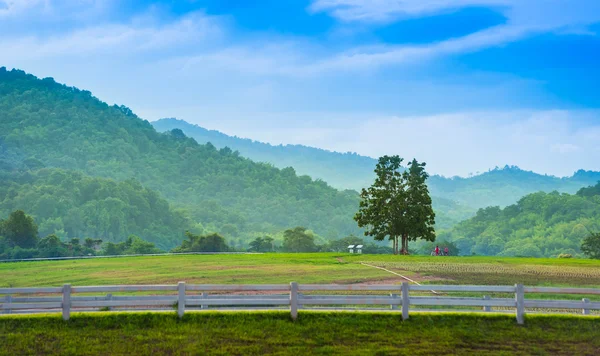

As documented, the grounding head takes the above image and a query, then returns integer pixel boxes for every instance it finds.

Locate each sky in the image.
[1,0,599,177]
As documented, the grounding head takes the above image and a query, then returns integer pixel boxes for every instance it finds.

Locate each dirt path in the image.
[360,262,442,295]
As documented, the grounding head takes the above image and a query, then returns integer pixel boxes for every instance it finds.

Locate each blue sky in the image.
[1,0,599,177]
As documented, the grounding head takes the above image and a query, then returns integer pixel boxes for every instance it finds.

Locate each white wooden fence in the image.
[1,283,599,325]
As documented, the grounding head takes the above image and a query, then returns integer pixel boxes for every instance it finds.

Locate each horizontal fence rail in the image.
[1,283,599,324]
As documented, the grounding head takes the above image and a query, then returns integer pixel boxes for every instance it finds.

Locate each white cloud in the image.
[0,0,111,21]
[0,11,223,61]
[0,0,46,17]
[300,0,600,73]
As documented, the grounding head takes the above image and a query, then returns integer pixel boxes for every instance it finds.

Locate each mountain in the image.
[0,68,362,246]
[153,118,600,216]
[438,182,600,257]
[427,166,600,209]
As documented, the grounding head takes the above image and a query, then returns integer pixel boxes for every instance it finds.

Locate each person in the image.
[435,245,440,256]
[444,247,449,256]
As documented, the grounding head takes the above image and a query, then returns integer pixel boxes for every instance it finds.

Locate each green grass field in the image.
[2,254,599,355]
[1,312,599,355]
[1,253,599,288]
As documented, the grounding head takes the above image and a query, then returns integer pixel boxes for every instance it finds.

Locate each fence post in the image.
[62,284,71,321]
[515,284,525,325]
[290,282,298,320]
[483,295,491,312]
[201,292,207,310]
[582,298,590,315]
[401,282,409,320]
[390,293,398,310]
[4,295,12,314]
[106,293,113,311]
[178,282,186,318]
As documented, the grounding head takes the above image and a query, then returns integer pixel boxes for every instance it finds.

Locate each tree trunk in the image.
[401,234,409,255]
[393,236,397,255]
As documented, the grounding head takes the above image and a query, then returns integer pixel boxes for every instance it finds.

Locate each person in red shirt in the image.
[435,245,440,256]
[444,247,449,256]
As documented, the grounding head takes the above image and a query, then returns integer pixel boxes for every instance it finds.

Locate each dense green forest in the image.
[154,119,600,215]
[0,68,362,247]
[438,182,600,257]
[0,209,167,260]
[0,168,193,249]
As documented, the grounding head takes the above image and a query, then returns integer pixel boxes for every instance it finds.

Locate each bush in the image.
[558,253,573,259]
[581,232,600,259]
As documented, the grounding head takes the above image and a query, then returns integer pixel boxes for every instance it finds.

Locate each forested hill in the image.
[153,118,378,190]
[438,182,600,258]
[154,118,600,213]
[0,68,362,246]
[0,169,192,249]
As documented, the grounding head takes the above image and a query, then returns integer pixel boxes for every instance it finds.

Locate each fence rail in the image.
[1,282,599,324]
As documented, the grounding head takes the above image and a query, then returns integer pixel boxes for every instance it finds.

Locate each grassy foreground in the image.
[1,312,599,355]
[1,253,599,288]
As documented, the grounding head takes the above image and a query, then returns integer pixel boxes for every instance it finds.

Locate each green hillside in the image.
[0,68,362,245]
[439,182,600,257]
[154,118,600,214]
[0,168,191,249]
[153,118,378,190]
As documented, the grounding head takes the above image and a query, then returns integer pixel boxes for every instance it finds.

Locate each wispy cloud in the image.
[0,10,223,61]
[302,0,600,73]
[309,0,511,23]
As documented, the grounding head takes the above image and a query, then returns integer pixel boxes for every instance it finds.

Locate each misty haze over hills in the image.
[153,118,600,212]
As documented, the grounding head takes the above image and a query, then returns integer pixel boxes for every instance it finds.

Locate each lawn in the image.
[1,312,598,355]
[1,253,599,288]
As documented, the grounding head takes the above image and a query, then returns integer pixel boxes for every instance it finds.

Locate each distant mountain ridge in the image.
[153,118,378,190]
[153,118,600,214]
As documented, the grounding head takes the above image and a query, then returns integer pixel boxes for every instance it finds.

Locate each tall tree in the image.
[581,232,600,259]
[3,210,39,248]
[172,232,229,253]
[404,159,436,253]
[282,227,317,253]
[354,156,436,255]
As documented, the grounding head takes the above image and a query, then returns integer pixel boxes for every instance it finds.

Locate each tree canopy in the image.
[1,210,38,248]
[0,168,191,249]
[581,232,600,259]
[172,232,229,253]
[354,156,436,254]
[282,227,318,253]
